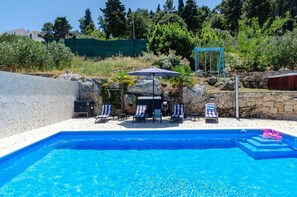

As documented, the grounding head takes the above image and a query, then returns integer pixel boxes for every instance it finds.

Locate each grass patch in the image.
[67,56,152,77]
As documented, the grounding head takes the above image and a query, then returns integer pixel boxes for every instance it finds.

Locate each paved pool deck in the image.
[0,116,297,157]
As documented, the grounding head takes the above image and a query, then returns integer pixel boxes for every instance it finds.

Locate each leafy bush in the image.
[264,29,297,70]
[46,41,73,69]
[148,23,194,60]
[195,25,235,52]
[140,51,190,70]
[0,34,73,71]
[156,51,190,69]
[0,42,17,70]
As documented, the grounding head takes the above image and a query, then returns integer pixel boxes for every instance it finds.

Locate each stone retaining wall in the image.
[208,91,297,120]
[0,71,79,138]
[235,70,297,89]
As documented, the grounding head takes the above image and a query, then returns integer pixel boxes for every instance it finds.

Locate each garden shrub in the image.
[46,41,74,69]
[156,51,190,69]
[148,23,194,60]
[264,29,297,70]
[0,34,73,71]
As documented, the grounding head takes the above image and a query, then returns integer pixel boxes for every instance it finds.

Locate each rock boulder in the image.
[127,77,162,96]
[183,84,206,115]
[57,73,102,114]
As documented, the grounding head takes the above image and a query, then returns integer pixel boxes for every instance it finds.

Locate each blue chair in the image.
[170,104,184,123]
[153,109,162,123]
[133,105,147,123]
[95,104,112,123]
[205,103,218,122]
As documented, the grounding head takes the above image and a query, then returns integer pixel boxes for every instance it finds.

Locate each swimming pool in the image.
[1,129,297,196]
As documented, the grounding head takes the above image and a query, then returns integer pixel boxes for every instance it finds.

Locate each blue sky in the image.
[0,0,221,33]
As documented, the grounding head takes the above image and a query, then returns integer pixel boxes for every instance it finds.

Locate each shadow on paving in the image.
[117,116,182,129]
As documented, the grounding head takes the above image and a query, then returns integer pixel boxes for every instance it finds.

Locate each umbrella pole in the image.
[152,73,155,123]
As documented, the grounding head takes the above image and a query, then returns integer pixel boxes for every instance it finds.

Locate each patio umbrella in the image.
[127,67,180,121]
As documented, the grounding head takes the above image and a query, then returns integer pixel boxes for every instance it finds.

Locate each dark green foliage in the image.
[53,17,72,38]
[273,0,297,31]
[209,14,227,30]
[149,23,194,60]
[242,0,272,27]
[79,9,96,35]
[220,0,243,34]
[153,12,187,29]
[196,6,212,29]
[264,29,297,70]
[46,41,74,69]
[0,34,73,71]
[178,0,184,15]
[156,4,161,13]
[182,0,200,32]
[41,22,54,41]
[100,0,127,38]
[127,8,132,16]
[196,26,234,50]
[126,9,152,39]
[163,0,175,13]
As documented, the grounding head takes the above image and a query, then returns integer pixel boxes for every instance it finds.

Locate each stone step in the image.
[246,139,290,149]
[238,142,297,159]
[252,136,281,144]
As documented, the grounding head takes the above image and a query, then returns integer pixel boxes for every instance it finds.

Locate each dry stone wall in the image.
[236,70,297,89]
[208,91,297,120]
[0,71,79,139]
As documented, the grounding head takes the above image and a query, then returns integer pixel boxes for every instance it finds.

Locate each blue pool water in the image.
[1,130,297,196]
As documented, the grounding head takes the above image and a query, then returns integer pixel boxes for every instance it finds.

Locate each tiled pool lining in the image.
[1,129,297,162]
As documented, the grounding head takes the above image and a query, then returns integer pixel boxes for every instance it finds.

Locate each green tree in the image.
[171,65,195,103]
[182,0,199,32]
[178,0,185,15]
[126,9,152,39]
[149,23,194,60]
[272,0,297,31]
[272,0,297,18]
[196,6,212,31]
[41,22,54,40]
[0,34,73,71]
[100,0,127,38]
[196,25,235,51]
[264,27,297,70]
[220,0,243,34]
[153,12,187,29]
[46,40,73,69]
[53,17,72,39]
[109,71,135,113]
[242,0,272,27]
[163,0,175,13]
[209,13,227,30]
[156,4,161,13]
[79,8,95,35]
[78,29,106,39]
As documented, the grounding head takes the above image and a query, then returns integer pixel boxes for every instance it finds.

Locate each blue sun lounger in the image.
[133,105,147,123]
[170,104,184,123]
[205,103,218,122]
[95,104,112,123]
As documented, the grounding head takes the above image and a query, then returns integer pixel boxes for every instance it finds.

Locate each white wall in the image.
[0,71,79,138]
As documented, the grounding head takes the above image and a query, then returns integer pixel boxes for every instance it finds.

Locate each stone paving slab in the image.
[1,116,297,157]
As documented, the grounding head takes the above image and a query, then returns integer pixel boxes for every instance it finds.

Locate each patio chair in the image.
[153,109,162,123]
[170,104,184,123]
[95,104,112,123]
[205,103,218,122]
[133,105,147,123]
